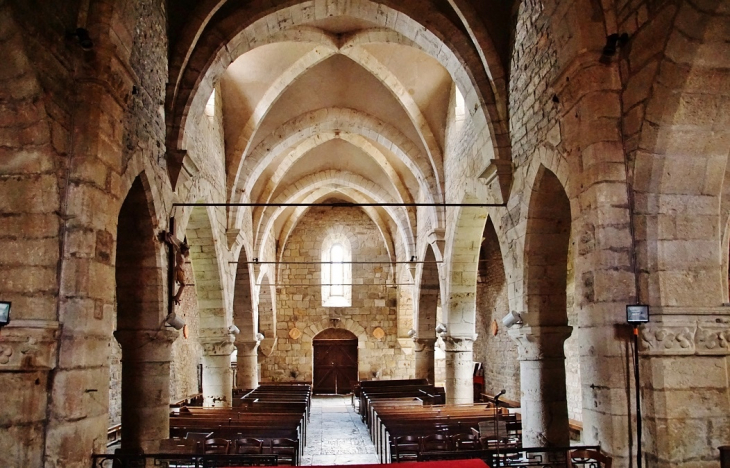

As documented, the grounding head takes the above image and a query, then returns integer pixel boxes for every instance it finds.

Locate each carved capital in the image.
[639,312,730,356]
[0,320,60,371]
[508,325,572,361]
[235,340,260,356]
[427,229,446,261]
[443,335,474,353]
[413,338,437,353]
[114,328,179,362]
[201,334,236,356]
[478,159,513,204]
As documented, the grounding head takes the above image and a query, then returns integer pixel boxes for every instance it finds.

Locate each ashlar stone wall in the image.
[260,205,413,383]
[474,219,520,402]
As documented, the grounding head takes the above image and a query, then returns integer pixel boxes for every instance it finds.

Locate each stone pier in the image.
[510,325,572,447]
[235,340,260,390]
[413,337,436,384]
[444,336,474,404]
[201,337,235,407]
[114,329,179,452]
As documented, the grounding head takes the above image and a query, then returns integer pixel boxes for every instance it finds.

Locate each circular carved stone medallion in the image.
[289,327,302,340]
[372,327,385,339]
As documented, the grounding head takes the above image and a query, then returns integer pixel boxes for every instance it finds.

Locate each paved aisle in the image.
[302,395,380,466]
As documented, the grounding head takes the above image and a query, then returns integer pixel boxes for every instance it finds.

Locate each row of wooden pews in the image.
[357,379,445,426]
[374,403,520,463]
[355,379,522,463]
[166,383,311,465]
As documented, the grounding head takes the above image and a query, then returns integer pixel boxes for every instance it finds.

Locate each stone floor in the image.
[301,395,380,466]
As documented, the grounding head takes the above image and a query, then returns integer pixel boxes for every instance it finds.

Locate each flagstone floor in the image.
[301,395,380,466]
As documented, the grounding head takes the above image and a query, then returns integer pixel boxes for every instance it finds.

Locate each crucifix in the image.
[162,221,190,306]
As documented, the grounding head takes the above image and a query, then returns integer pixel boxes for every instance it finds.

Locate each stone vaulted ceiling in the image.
[165,0,517,263]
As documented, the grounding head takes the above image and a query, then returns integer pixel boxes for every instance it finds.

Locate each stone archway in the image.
[114,175,177,452]
[186,205,234,407]
[312,328,359,395]
[233,243,259,390]
[516,165,572,448]
[414,245,440,384]
[475,216,518,401]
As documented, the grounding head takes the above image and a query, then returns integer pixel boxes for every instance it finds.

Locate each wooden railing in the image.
[418,445,606,467]
[91,453,278,467]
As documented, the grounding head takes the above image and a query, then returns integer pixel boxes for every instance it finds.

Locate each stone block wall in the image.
[169,262,203,404]
[474,220,519,402]
[259,205,413,383]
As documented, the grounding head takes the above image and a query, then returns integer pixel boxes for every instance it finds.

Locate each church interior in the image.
[0,0,729,467]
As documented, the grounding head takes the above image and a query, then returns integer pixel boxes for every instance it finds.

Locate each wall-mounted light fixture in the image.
[600,33,629,64]
[255,332,265,341]
[501,311,522,328]
[228,325,240,335]
[407,329,416,338]
[165,312,185,330]
[0,301,10,328]
[435,323,447,335]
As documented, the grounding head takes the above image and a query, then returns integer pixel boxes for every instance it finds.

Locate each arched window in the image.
[330,244,345,297]
[322,236,351,307]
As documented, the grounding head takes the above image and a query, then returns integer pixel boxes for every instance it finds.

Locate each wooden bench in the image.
[169,385,311,465]
[367,402,521,463]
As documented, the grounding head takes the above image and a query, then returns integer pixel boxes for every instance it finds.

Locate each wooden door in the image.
[313,339,358,394]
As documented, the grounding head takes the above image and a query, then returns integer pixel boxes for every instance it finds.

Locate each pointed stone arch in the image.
[256,270,277,358]
[114,174,176,452]
[413,244,441,383]
[441,200,489,404]
[253,172,415,263]
[474,216,519,401]
[517,164,572,448]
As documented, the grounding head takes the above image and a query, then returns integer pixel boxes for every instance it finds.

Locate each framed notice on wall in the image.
[626,304,649,323]
[0,301,10,327]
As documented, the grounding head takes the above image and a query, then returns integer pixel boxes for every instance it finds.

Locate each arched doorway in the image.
[312,328,358,394]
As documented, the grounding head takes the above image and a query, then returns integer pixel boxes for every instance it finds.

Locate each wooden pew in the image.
[169,387,310,465]
[368,402,521,463]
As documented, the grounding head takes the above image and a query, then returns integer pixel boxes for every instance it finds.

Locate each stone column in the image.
[0,321,59,467]
[413,338,436,384]
[639,310,730,466]
[444,336,474,404]
[114,328,178,453]
[201,337,235,407]
[235,340,259,390]
[509,325,572,447]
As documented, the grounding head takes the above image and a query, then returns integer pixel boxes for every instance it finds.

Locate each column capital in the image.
[508,325,572,360]
[201,334,236,356]
[638,311,730,356]
[235,340,260,356]
[443,335,475,352]
[0,320,60,371]
[413,337,437,352]
[114,328,179,362]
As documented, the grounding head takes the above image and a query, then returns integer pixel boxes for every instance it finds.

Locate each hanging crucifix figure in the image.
[163,231,190,305]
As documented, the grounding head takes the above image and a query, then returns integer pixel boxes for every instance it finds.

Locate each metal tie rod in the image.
[173,202,505,207]
[229,260,442,264]
[257,283,413,287]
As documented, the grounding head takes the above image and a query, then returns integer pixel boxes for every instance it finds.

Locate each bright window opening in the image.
[330,244,344,297]
[455,86,466,122]
[205,89,216,117]
[322,235,351,307]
